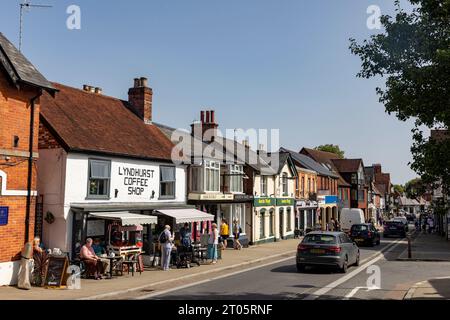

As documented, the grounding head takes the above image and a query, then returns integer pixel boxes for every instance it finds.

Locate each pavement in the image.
[400,231,450,300]
[0,238,299,300]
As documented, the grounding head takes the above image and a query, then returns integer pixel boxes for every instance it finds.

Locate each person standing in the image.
[159,225,174,271]
[220,219,229,249]
[208,223,219,264]
[232,219,243,250]
[329,218,335,232]
[179,223,192,249]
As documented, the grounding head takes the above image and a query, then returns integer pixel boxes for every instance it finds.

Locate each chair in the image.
[121,254,142,276]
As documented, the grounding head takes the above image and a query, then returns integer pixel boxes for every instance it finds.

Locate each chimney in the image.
[83,84,89,91]
[373,164,382,174]
[191,110,219,142]
[128,77,153,124]
[94,87,102,94]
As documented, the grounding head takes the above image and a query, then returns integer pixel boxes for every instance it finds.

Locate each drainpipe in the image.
[25,90,42,244]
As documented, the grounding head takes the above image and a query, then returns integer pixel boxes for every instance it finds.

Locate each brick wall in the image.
[39,122,61,149]
[0,74,41,263]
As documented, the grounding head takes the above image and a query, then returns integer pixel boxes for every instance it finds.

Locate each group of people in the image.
[417,215,436,234]
[327,218,341,232]
[157,218,244,271]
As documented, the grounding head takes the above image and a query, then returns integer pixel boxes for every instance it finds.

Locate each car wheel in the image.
[384,234,389,238]
[355,252,360,266]
[377,239,381,245]
[369,239,375,247]
[340,256,348,273]
[296,263,306,273]
[401,233,406,238]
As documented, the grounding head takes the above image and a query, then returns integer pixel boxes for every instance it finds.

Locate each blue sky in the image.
[0,0,418,184]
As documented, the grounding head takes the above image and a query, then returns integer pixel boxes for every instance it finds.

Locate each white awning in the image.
[89,212,157,226]
[155,209,215,224]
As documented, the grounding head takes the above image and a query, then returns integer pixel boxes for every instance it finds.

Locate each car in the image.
[383,221,407,238]
[392,217,409,232]
[296,231,360,273]
[350,223,381,247]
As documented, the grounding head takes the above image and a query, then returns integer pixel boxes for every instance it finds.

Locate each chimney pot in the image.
[211,110,215,123]
[134,78,141,88]
[140,77,148,88]
[95,87,102,94]
[206,111,211,123]
[83,85,89,91]
[201,111,205,123]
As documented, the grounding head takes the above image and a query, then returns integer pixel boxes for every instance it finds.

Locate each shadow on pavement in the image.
[428,278,450,299]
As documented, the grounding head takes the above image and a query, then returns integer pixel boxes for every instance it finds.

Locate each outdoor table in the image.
[104,256,123,279]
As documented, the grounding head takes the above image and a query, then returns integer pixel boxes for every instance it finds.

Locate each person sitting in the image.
[80,238,105,280]
[92,238,106,256]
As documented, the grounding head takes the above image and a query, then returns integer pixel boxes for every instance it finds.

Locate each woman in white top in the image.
[208,223,219,264]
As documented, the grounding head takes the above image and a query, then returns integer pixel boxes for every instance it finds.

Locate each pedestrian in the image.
[335,219,340,232]
[232,219,243,250]
[220,219,229,249]
[329,219,335,232]
[208,223,219,264]
[428,217,434,234]
[159,225,174,271]
[179,223,192,249]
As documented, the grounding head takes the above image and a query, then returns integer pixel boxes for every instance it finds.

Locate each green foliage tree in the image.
[393,184,405,195]
[404,178,427,199]
[315,144,345,159]
[350,0,450,196]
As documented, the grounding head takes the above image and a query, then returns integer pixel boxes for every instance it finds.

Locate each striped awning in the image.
[155,209,214,224]
[89,212,157,226]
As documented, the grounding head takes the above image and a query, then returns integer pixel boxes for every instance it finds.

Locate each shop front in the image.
[318,195,338,230]
[295,200,318,233]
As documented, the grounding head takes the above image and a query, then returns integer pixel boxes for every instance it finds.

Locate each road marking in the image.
[135,255,296,300]
[343,286,380,300]
[303,238,406,300]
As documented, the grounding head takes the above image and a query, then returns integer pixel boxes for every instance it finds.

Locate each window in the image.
[287,208,292,232]
[358,190,365,202]
[259,210,266,239]
[282,173,288,196]
[269,210,274,236]
[231,204,245,234]
[190,166,203,192]
[88,159,111,199]
[229,165,244,193]
[160,166,176,198]
[205,160,220,192]
[260,176,268,196]
[301,177,305,197]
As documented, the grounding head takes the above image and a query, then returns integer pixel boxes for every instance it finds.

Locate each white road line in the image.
[303,238,406,300]
[135,256,296,300]
[343,286,380,300]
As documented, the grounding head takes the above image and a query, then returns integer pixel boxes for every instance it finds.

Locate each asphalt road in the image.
[143,226,450,300]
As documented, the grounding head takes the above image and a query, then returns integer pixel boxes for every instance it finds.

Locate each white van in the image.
[340,209,366,232]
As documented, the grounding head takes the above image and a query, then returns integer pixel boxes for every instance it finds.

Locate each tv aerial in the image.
[19,0,53,52]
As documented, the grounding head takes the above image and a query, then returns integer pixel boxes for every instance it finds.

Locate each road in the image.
[136,225,450,300]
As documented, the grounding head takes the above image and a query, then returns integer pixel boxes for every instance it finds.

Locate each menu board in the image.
[44,256,68,287]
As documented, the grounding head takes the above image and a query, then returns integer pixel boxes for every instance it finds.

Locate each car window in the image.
[351,225,368,231]
[303,234,337,244]
[344,234,353,243]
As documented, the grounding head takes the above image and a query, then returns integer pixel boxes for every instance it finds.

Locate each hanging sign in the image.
[0,207,8,226]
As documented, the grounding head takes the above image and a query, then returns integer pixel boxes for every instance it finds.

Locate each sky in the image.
[0,0,420,184]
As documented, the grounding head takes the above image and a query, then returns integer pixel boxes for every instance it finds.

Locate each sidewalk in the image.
[0,238,298,300]
[404,277,450,300]
[398,232,450,261]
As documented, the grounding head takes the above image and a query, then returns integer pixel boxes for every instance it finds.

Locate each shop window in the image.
[287,208,292,232]
[160,166,176,198]
[259,210,266,239]
[269,209,274,236]
[87,159,111,199]
[205,160,220,192]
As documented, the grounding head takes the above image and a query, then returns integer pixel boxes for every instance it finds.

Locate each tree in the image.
[404,178,427,199]
[349,0,450,196]
[315,144,345,158]
[393,184,405,195]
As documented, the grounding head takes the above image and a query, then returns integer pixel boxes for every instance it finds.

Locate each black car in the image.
[350,223,381,247]
[383,221,407,238]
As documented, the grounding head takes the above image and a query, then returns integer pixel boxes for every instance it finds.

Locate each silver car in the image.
[296,231,360,273]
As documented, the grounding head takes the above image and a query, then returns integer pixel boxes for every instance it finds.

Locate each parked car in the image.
[383,221,407,238]
[296,231,360,273]
[392,217,409,232]
[350,223,381,247]
[340,208,366,233]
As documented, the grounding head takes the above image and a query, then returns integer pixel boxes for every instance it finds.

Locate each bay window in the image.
[229,165,244,193]
[260,176,268,196]
[205,160,220,192]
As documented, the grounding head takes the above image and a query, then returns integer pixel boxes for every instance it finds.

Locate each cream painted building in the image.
[251,152,297,244]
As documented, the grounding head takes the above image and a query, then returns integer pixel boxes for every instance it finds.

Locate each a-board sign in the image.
[44,255,68,288]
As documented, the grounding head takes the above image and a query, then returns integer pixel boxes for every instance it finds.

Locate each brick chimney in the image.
[128,77,153,124]
[373,164,382,174]
[190,110,219,142]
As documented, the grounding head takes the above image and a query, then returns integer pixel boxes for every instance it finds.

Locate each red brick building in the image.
[0,33,55,285]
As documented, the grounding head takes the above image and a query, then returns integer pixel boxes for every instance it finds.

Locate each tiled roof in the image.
[40,83,176,162]
[331,158,364,173]
[0,32,55,92]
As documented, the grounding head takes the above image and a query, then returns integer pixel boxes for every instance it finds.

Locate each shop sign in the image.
[325,195,338,204]
[254,198,276,207]
[189,193,234,201]
[276,198,295,206]
[234,194,254,202]
[0,207,8,226]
